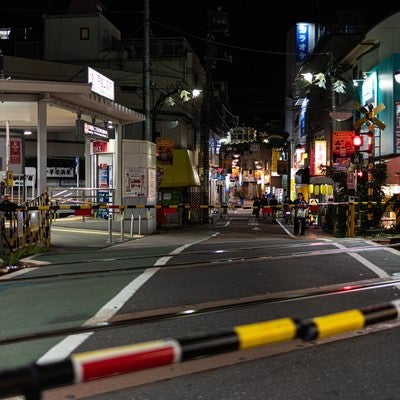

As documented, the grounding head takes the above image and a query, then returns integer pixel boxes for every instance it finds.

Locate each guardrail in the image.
[0,192,51,258]
[0,299,399,399]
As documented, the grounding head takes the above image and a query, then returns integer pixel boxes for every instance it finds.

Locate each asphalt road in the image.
[1,210,400,399]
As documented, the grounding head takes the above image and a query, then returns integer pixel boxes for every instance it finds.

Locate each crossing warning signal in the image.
[353,133,363,151]
[353,101,385,130]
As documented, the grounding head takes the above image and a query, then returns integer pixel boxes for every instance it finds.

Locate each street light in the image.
[151,84,201,142]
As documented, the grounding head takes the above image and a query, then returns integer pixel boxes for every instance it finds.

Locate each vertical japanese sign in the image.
[395,103,400,153]
[9,138,21,164]
[313,140,326,175]
[296,23,309,63]
[271,150,280,173]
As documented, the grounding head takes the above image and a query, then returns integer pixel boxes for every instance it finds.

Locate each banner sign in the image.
[9,138,22,164]
[88,67,115,100]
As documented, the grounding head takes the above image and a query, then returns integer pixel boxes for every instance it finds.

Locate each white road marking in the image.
[333,242,390,278]
[36,233,216,364]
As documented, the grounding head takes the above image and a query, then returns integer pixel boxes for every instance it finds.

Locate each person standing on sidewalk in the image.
[293,192,308,235]
[269,194,279,223]
[252,197,261,218]
[260,194,269,219]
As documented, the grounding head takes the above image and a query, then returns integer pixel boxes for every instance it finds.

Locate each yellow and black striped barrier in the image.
[0,299,399,399]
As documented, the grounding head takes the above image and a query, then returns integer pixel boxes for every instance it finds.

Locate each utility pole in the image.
[201,7,230,223]
[367,124,375,227]
[201,36,212,224]
[143,0,151,141]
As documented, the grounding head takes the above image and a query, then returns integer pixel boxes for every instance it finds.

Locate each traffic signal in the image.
[353,132,363,152]
[356,169,363,178]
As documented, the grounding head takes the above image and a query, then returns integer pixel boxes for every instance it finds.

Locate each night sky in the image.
[2,1,400,127]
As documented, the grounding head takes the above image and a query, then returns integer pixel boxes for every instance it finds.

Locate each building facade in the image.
[285,10,400,204]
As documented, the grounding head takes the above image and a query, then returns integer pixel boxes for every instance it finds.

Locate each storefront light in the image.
[394,70,400,84]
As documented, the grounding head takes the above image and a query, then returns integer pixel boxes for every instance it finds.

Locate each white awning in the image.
[0,79,145,126]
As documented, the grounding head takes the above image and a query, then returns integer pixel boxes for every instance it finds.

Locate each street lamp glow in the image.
[192,89,201,98]
[302,73,313,83]
[179,88,202,102]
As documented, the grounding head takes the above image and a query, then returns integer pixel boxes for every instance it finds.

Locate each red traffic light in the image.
[353,135,363,147]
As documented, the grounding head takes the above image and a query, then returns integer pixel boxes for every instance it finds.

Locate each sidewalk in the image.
[49,211,334,248]
[48,214,229,250]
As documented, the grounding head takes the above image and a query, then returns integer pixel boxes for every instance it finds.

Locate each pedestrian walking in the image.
[293,192,308,235]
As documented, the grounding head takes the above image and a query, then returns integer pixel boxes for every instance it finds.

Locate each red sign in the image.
[9,138,22,164]
[333,131,355,159]
[93,141,108,153]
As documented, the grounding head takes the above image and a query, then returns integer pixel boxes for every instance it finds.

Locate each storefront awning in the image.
[159,149,200,187]
[0,79,145,126]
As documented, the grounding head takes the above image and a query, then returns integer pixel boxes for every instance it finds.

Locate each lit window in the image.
[0,28,11,40]
[80,27,89,40]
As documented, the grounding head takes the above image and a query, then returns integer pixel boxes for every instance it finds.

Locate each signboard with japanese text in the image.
[271,150,280,173]
[296,23,309,63]
[296,23,315,63]
[76,119,109,141]
[93,141,108,154]
[9,138,21,164]
[395,103,400,153]
[125,167,147,197]
[88,67,115,101]
[312,140,326,175]
[362,71,377,106]
[333,131,355,172]
[333,131,355,159]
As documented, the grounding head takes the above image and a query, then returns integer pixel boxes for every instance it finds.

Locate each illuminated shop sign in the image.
[76,119,109,141]
[88,67,115,101]
[362,72,377,105]
[296,23,309,62]
[296,23,315,63]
